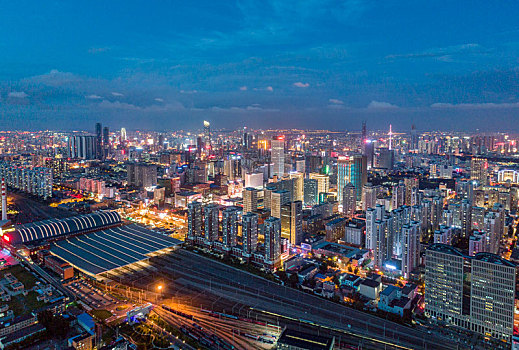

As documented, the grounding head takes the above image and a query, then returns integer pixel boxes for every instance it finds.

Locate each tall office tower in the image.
[271,136,285,177]
[1,178,6,221]
[187,201,203,239]
[426,244,516,344]
[375,148,394,170]
[410,124,418,151]
[295,159,305,173]
[95,122,103,160]
[68,135,98,160]
[203,203,220,242]
[342,183,357,218]
[271,190,290,218]
[431,196,443,231]
[224,156,242,181]
[425,244,470,329]
[401,221,420,279]
[102,126,110,158]
[303,178,318,206]
[361,120,367,143]
[289,172,304,202]
[362,182,378,210]
[243,187,258,214]
[460,199,472,238]
[470,253,516,344]
[242,212,258,256]
[363,140,375,169]
[470,156,488,186]
[222,207,239,249]
[203,120,211,152]
[309,173,329,198]
[120,128,127,143]
[391,181,405,210]
[264,217,281,263]
[281,201,303,246]
[264,185,276,211]
[471,206,485,231]
[127,163,157,188]
[404,177,419,206]
[337,155,367,201]
[244,172,263,189]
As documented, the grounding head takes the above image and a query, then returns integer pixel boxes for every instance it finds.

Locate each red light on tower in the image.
[3,235,9,242]
[276,135,285,140]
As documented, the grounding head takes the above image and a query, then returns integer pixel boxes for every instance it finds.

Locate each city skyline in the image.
[1,1,519,131]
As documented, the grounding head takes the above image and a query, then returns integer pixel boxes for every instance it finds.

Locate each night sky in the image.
[1,1,519,132]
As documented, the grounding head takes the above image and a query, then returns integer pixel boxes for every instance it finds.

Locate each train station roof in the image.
[49,223,181,276]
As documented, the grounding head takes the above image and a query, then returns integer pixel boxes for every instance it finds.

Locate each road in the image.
[133,249,465,350]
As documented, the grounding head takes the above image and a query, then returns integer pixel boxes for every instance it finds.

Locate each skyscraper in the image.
[242,212,258,256]
[337,155,367,201]
[204,203,220,242]
[271,190,290,219]
[342,183,356,218]
[289,172,304,202]
[102,126,109,159]
[243,187,258,214]
[264,216,281,263]
[303,178,318,206]
[401,221,420,279]
[309,173,329,199]
[187,201,203,239]
[281,201,303,246]
[95,122,103,160]
[470,156,488,186]
[271,136,285,177]
[222,207,239,249]
[362,182,378,211]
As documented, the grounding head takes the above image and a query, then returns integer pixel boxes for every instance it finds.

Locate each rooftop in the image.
[49,224,181,276]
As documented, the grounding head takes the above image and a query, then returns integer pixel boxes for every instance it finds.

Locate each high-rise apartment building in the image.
[271,190,290,219]
[242,212,258,256]
[264,217,281,263]
[303,178,318,206]
[204,203,220,242]
[342,183,356,218]
[222,207,239,249]
[309,173,329,198]
[187,201,203,239]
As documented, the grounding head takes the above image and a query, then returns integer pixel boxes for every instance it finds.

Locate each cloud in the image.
[386,43,486,60]
[239,86,248,91]
[27,69,80,86]
[111,92,124,97]
[431,102,519,109]
[328,98,343,104]
[254,86,274,92]
[208,105,279,113]
[97,100,185,112]
[154,98,164,102]
[293,82,310,88]
[180,89,198,94]
[86,94,102,99]
[8,91,28,98]
[367,101,398,109]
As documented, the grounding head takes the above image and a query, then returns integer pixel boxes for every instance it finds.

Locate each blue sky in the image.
[0,0,518,131]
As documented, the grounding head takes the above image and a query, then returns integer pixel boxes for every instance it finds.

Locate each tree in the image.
[288,273,300,288]
[319,262,328,273]
[37,310,70,339]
